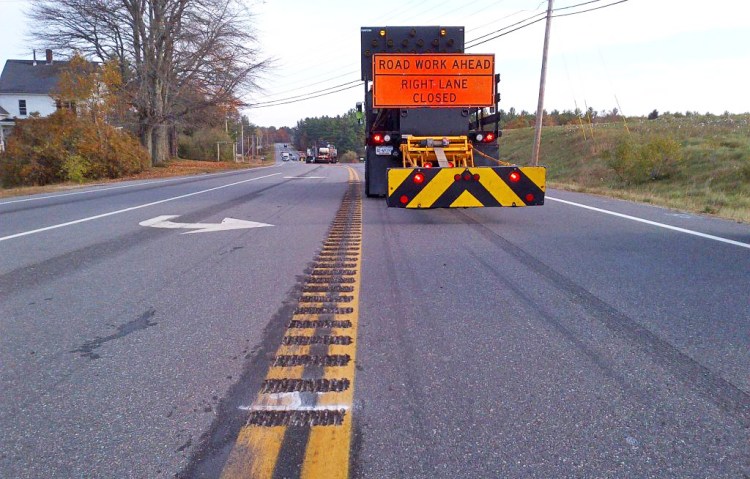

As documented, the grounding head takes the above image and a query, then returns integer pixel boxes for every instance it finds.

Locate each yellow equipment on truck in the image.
[359,26,546,208]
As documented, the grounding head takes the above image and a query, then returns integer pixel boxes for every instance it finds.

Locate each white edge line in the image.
[0,173,281,242]
[547,196,750,250]
[0,164,279,206]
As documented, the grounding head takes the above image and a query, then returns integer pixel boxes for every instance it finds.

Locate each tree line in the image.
[293,109,365,156]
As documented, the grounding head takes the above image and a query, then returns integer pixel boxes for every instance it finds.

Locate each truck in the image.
[359,26,546,208]
[315,144,338,164]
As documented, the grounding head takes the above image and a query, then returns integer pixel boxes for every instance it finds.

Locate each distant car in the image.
[305,156,314,164]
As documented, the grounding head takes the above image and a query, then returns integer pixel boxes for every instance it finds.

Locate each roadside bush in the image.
[0,110,148,187]
[178,128,234,161]
[339,151,358,163]
[61,154,90,183]
[608,135,682,184]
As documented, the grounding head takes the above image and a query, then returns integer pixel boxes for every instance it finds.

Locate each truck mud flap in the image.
[386,166,546,209]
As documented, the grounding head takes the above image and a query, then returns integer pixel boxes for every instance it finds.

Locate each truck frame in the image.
[360,26,546,208]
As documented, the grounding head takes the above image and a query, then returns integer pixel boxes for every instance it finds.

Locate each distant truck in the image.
[315,144,338,164]
[359,26,546,208]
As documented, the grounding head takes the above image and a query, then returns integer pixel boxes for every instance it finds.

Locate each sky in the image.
[1,0,748,128]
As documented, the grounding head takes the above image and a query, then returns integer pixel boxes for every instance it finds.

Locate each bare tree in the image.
[29,0,269,165]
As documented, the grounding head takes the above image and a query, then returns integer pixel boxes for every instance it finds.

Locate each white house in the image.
[0,50,70,149]
[0,105,9,152]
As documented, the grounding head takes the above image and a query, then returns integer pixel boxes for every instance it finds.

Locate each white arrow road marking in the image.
[0,172,280,242]
[139,215,273,234]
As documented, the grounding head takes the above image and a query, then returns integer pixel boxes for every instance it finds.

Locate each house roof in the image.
[0,105,8,116]
[0,59,71,95]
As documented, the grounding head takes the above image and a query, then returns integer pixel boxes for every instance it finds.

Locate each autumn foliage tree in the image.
[30,0,269,166]
[0,111,149,187]
[0,57,149,187]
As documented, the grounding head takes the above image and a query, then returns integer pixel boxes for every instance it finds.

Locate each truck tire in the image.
[365,160,373,197]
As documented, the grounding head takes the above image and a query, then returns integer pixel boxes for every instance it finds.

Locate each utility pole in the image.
[240,122,244,160]
[532,0,554,166]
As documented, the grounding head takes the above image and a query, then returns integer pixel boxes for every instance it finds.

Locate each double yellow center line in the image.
[221,167,362,478]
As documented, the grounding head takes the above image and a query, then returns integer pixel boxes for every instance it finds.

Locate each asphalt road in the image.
[1,152,748,478]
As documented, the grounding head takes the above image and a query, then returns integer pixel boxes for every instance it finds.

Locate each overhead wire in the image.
[251,70,360,99]
[247,80,362,107]
[246,82,363,109]
[553,0,629,17]
[249,0,630,108]
[466,0,629,49]
[252,0,497,103]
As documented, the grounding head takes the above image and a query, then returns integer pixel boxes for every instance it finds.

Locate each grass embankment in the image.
[499,114,750,223]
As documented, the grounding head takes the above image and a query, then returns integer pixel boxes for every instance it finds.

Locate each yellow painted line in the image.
[220,340,311,478]
[221,165,362,478]
[301,167,362,478]
[221,426,286,479]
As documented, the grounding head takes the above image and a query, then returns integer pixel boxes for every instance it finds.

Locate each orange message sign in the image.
[372,54,495,108]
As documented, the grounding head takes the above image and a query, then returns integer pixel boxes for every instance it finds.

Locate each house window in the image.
[56,100,76,113]
[18,99,27,116]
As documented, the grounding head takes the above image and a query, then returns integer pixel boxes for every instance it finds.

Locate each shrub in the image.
[339,150,358,163]
[61,155,90,183]
[608,135,682,184]
[178,128,234,161]
[0,110,148,187]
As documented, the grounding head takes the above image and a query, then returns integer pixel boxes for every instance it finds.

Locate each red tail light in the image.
[372,133,384,144]
[484,133,495,142]
[463,172,472,181]
[423,163,432,168]
[447,161,454,167]
[509,171,521,183]
[454,174,462,181]
[413,173,425,185]
[400,195,409,205]
[525,193,535,202]
[473,173,480,181]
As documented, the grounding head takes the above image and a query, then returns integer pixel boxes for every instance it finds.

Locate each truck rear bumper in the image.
[386,166,546,208]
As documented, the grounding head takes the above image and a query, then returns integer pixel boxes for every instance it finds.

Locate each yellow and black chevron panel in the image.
[386,166,546,208]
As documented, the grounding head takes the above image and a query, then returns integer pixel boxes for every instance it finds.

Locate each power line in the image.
[466,0,629,49]
[246,80,361,107]
[466,16,547,49]
[246,82,363,109]
[247,0,629,108]
[553,0,629,17]
[466,11,547,47]
[256,70,359,99]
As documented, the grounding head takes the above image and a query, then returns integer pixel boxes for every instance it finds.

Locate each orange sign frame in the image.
[372,53,495,108]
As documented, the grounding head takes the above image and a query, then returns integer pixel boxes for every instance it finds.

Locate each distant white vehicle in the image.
[281,152,290,161]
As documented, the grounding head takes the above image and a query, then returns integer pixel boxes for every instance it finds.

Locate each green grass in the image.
[498,114,750,223]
